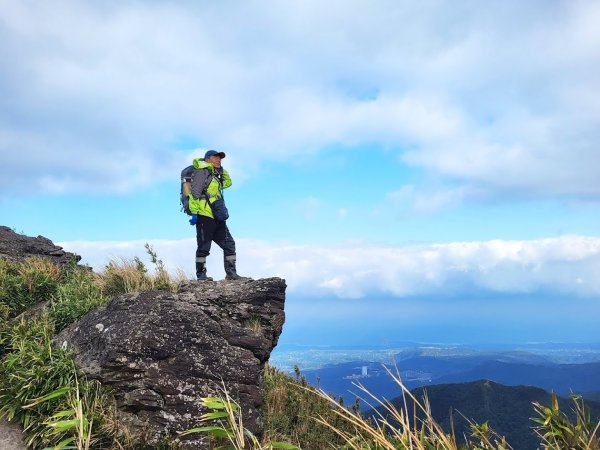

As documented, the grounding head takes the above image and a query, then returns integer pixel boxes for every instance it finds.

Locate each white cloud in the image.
[387,184,473,213]
[1,1,599,199]
[60,235,600,299]
[297,196,322,221]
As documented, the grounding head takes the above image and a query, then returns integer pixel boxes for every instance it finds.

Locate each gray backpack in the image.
[180,166,216,216]
[180,165,195,215]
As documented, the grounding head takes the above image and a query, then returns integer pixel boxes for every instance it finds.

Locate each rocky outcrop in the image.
[56,278,286,448]
[0,226,81,266]
[0,419,26,450]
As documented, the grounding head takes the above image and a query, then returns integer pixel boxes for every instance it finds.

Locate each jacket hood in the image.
[192,159,213,171]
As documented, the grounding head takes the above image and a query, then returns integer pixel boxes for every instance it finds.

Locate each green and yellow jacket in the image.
[188,159,232,219]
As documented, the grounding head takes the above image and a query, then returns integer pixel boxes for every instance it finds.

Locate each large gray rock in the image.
[0,225,81,266]
[56,278,286,448]
[0,419,27,450]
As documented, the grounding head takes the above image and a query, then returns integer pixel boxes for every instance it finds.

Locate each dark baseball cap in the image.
[204,150,226,159]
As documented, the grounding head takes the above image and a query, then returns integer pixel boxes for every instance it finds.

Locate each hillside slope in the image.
[367,380,600,450]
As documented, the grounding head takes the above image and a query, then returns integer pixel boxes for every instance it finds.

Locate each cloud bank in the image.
[60,235,600,299]
[1,1,600,200]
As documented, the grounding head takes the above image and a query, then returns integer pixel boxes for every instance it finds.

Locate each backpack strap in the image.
[211,170,224,197]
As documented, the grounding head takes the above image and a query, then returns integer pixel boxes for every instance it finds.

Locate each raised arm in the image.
[222,169,232,189]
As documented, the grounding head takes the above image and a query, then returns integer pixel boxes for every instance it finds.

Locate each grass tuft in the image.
[96,244,186,296]
[181,381,300,450]
[49,267,109,332]
[262,364,359,449]
[0,257,62,318]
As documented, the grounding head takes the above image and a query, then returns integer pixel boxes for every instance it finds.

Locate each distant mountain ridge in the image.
[436,360,600,394]
[301,351,600,406]
[366,380,600,450]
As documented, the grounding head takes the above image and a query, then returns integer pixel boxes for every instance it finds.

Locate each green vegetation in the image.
[0,316,119,449]
[49,264,108,333]
[0,252,185,449]
[262,364,361,448]
[260,366,600,450]
[533,393,600,450]
[1,253,599,449]
[0,256,108,331]
[180,384,299,450]
[0,257,62,318]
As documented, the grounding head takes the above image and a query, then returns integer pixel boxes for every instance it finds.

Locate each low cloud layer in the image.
[60,235,600,299]
[1,1,600,200]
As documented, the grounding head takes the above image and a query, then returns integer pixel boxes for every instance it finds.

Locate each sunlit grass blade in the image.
[179,425,232,438]
[23,387,70,409]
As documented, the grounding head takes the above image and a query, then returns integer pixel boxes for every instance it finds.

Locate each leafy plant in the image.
[0,257,62,317]
[262,364,358,449]
[49,266,109,332]
[532,392,600,450]
[180,384,299,450]
[0,302,10,355]
[0,316,80,448]
[25,375,115,450]
[0,315,138,449]
[468,421,510,450]
[0,254,193,449]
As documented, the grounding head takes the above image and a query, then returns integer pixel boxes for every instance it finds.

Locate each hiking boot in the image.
[196,259,213,281]
[224,255,250,280]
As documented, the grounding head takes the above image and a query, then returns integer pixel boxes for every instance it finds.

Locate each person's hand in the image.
[189,214,198,225]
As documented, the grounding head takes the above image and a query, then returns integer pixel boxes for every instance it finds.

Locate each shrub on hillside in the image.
[0,302,11,356]
[262,364,361,449]
[0,317,115,448]
[260,364,600,450]
[0,315,168,449]
[49,266,109,332]
[533,393,600,450]
[0,257,61,317]
[0,253,191,449]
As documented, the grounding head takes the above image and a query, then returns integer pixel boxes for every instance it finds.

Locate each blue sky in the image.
[1,1,600,346]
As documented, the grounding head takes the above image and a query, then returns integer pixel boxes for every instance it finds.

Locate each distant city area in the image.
[270,342,600,412]
[270,342,600,373]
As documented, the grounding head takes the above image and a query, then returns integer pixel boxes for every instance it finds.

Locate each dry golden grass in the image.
[18,257,62,294]
[311,369,463,450]
[96,257,187,296]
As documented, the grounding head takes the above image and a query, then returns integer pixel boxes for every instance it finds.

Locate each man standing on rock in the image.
[188,150,249,281]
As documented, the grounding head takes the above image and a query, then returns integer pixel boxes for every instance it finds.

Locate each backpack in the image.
[180,165,194,215]
[180,165,214,215]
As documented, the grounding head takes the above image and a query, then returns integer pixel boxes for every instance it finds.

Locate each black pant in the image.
[195,215,236,258]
